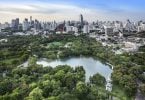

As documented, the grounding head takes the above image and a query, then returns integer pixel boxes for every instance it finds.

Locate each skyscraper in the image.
[34,19,41,30]
[30,16,32,22]
[23,18,29,31]
[83,25,89,33]
[11,19,16,30]
[30,16,32,26]
[15,18,19,30]
[11,18,19,30]
[80,14,84,27]
[79,14,84,32]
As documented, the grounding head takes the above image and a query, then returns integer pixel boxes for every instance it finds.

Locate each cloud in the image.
[0,3,86,14]
[0,3,100,22]
[0,2,144,23]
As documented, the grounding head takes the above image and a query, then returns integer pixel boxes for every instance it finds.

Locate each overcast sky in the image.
[0,0,145,23]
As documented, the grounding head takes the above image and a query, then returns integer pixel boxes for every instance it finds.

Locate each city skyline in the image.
[0,0,145,23]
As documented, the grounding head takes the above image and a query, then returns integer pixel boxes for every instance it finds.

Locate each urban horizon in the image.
[0,15,145,24]
[0,17,145,24]
[0,14,145,33]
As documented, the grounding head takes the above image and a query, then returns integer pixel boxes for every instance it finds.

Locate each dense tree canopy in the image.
[0,34,145,99]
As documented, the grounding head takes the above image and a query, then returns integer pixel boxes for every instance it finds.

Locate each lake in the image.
[36,57,113,81]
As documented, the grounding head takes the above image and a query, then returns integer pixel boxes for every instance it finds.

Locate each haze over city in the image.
[0,0,145,23]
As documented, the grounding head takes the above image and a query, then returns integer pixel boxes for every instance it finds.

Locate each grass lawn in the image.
[50,42,63,46]
[46,42,64,48]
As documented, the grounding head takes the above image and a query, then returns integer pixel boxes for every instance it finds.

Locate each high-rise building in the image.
[104,25,114,40]
[83,25,89,33]
[141,23,145,31]
[138,22,145,32]
[11,18,19,30]
[23,18,29,31]
[4,22,10,29]
[11,19,15,30]
[30,16,32,22]
[0,23,1,32]
[79,14,84,31]
[15,18,19,30]
[34,20,41,30]
[30,16,32,26]
[124,19,135,32]
[49,21,57,31]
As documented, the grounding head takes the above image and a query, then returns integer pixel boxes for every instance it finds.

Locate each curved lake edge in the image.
[40,55,114,69]
[37,56,113,79]
[18,55,114,92]
[18,55,114,79]
[38,56,114,92]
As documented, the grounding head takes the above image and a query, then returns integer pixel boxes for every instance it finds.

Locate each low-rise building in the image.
[122,42,138,52]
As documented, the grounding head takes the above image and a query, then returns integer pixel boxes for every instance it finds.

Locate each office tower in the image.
[11,18,19,30]
[141,22,145,31]
[30,16,32,26]
[83,25,89,33]
[49,21,57,31]
[30,16,32,23]
[124,19,135,32]
[4,22,10,29]
[34,20,41,30]
[41,22,51,30]
[104,25,114,40]
[23,18,29,31]
[11,19,16,30]
[138,22,145,32]
[41,22,46,30]
[0,23,1,32]
[79,14,84,30]
[15,18,19,30]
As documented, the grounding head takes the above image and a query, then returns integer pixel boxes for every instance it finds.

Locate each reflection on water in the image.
[36,57,113,81]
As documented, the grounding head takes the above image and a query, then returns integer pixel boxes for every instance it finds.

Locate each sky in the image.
[0,0,145,23]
